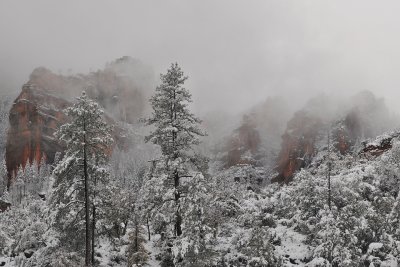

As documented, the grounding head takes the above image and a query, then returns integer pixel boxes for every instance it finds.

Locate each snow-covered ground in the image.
[274,224,311,266]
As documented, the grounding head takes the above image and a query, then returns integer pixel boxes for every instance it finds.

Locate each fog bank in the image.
[1,1,400,115]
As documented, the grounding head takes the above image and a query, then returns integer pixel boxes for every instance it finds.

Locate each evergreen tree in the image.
[145,63,207,264]
[50,91,113,265]
[126,211,149,267]
[145,63,204,164]
[172,173,215,266]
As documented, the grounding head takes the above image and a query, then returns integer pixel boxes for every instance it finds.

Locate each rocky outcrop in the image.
[361,132,400,157]
[28,56,153,124]
[0,199,11,212]
[334,110,363,155]
[224,115,261,168]
[272,111,322,184]
[5,84,68,184]
[5,57,153,186]
[272,110,366,184]
[214,97,292,169]
[272,92,396,184]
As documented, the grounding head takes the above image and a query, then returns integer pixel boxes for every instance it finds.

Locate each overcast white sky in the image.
[1,0,400,114]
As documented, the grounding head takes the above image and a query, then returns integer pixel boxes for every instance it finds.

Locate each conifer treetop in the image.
[145,63,205,160]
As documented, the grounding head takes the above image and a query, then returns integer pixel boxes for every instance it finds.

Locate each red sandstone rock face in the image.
[361,132,400,158]
[334,110,362,155]
[224,115,261,168]
[272,111,322,184]
[273,107,375,184]
[220,97,292,169]
[362,142,392,157]
[5,57,151,186]
[6,84,68,185]
[272,110,365,184]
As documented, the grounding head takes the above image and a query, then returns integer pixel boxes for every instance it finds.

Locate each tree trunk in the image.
[84,119,91,266]
[114,222,120,238]
[91,204,96,265]
[122,220,128,236]
[174,170,182,236]
[92,165,98,265]
[147,216,151,241]
[214,223,218,238]
[134,218,139,252]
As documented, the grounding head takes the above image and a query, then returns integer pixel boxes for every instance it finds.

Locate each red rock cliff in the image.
[224,114,261,168]
[334,110,362,155]
[273,108,367,184]
[272,111,322,184]
[5,84,68,185]
[5,57,151,186]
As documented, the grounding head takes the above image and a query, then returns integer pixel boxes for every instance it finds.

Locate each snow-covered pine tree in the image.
[172,173,215,266]
[126,213,149,266]
[38,156,51,199]
[145,63,205,235]
[0,160,7,197]
[50,91,113,266]
[144,63,208,265]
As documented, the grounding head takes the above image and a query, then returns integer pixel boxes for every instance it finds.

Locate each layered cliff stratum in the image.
[273,91,398,183]
[212,90,398,186]
[6,84,68,182]
[223,114,261,168]
[5,57,154,185]
[211,96,292,170]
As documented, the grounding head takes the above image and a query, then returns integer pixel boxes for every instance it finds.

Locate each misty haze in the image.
[1,1,400,266]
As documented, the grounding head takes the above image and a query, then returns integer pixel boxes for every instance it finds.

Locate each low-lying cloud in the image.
[1,0,400,116]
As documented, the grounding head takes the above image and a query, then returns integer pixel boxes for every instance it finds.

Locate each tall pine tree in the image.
[144,63,208,265]
[50,91,113,266]
[145,62,205,236]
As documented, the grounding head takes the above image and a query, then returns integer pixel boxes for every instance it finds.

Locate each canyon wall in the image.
[5,84,68,184]
[273,92,396,184]
[5,57,153,186]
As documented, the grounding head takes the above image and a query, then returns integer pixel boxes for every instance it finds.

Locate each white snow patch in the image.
[274,224,312,266]
[367,242,383,254]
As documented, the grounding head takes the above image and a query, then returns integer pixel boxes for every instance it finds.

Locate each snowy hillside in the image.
[1,65,400,267]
